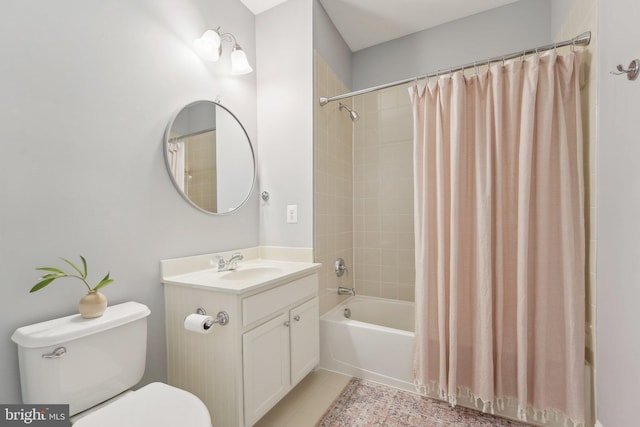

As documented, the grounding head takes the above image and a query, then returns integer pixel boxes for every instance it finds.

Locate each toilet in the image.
[11,301,211,426]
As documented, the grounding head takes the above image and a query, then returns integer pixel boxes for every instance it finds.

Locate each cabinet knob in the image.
[293,315,301,322]
[284,321,290,327]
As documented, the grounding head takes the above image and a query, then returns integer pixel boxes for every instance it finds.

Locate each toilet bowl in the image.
[11,301,211,426]
[72,382,211,426]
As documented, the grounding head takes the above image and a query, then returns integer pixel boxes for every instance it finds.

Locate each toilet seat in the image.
[72,382,211,427]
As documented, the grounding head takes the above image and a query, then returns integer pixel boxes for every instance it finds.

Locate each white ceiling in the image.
[240,0,289,15]
[240,0,521,52]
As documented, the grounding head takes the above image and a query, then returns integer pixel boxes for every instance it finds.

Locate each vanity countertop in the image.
[161,258,321,294]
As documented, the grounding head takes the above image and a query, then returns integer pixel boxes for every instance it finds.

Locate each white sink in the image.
[219,267,284,281]
[161,253,321,294]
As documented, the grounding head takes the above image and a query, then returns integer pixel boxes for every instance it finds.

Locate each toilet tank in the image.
[11,301,151,416]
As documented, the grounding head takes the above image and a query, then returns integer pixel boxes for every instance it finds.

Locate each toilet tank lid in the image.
[11,301,151,348]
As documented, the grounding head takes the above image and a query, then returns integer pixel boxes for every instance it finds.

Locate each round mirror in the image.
[164,100,256,215]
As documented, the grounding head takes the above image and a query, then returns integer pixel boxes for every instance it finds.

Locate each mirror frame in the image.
[163,100,256,215]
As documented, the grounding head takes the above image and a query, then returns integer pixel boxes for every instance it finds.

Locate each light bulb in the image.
[194,30,221,62]
[231,45,253,75]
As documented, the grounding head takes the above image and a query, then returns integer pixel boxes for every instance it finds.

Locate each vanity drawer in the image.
[242,274,317,327]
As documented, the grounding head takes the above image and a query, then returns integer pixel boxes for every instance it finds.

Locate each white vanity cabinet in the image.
[289,297,320,384]
[162,256,320,427]
[243,296,319,426]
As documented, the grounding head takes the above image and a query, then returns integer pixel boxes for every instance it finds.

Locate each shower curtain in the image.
[410,52,585,426]
[167,140,186,191]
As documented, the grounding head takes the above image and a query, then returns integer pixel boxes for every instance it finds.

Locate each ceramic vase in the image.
[78,290,107,318]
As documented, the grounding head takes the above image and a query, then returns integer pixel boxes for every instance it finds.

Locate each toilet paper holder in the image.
[196,308,229,329]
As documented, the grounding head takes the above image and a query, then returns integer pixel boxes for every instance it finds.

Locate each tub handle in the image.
[335,258,348,277]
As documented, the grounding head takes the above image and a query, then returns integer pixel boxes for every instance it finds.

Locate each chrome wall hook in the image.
[611,59,640,81]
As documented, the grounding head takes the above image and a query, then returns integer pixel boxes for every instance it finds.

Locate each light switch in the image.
[286,205,298,224]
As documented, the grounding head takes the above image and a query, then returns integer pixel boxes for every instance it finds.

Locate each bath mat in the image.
[316,378,528,427]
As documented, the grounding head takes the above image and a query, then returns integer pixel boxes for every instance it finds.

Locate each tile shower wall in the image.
[185,132,218,212]
[315,52,415,307]
[314,52,354,314]
[353,86,415,302]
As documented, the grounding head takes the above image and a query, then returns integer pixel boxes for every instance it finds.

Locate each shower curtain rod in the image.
[319,31,591,106]
[168,127,216,142]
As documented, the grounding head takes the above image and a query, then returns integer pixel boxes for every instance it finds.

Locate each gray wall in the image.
[0,0,258,404]
[313,0,352,89]
[257,0,314,248]
[351,0,551,90]
[597,0,640,425]
[550,0,577,37]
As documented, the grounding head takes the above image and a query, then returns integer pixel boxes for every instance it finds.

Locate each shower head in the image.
[338,102,359,122]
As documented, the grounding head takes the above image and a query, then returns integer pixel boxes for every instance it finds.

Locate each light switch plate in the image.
[286,205,298,223]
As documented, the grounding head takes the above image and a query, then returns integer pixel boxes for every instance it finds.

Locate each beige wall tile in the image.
[351,83,415,302]
[314,52,355,314]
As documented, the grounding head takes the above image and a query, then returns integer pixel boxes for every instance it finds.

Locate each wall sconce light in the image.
[194,27,253,75]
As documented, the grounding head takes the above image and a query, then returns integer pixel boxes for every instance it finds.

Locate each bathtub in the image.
[320,295,594,427]
[319,295,415,392]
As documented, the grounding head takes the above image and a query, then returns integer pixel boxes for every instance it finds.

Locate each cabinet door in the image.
[290,297,320,385]
[243,312,290,426]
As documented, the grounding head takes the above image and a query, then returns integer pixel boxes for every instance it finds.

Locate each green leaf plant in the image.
[30,255,114,293]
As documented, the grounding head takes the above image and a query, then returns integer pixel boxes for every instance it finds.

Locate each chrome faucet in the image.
[217,252,244,272]
[337,287,355,296]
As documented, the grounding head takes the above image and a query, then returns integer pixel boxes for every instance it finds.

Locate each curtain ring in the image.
[502,56,505,67]
[474,61,479,75]
[522,49,526,62]
[571,39,576,52]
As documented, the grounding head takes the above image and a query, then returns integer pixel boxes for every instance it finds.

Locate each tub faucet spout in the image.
[338,287,355,296]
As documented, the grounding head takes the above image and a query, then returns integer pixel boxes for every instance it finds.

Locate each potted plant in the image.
[31,255,114,318]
